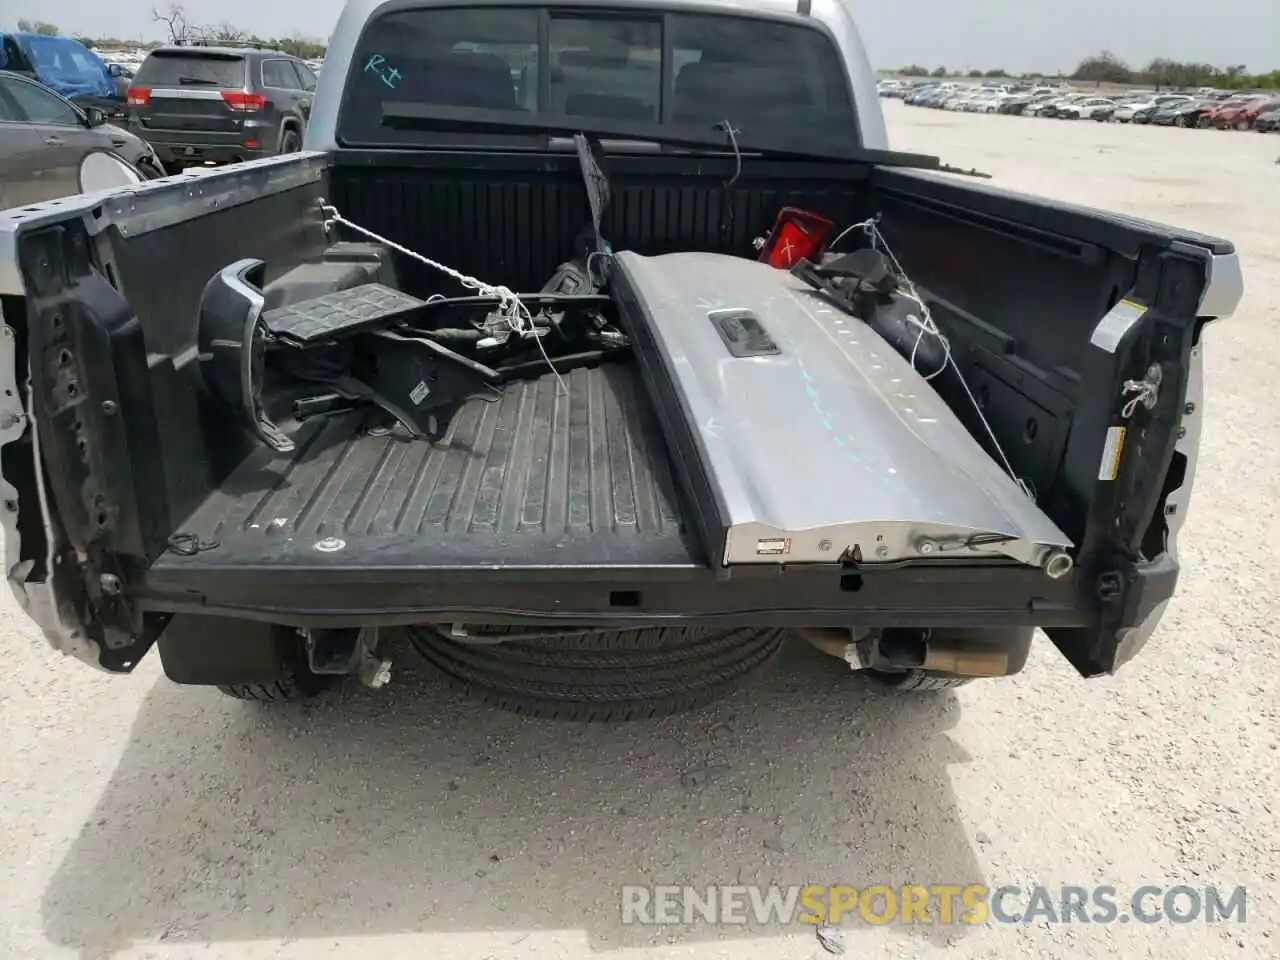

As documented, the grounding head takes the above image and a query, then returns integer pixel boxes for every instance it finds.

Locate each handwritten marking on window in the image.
[364,54,402,90]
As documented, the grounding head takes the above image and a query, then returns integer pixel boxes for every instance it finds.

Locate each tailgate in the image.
[869,167,1243,676]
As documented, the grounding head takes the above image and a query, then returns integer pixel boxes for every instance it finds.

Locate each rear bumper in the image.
[140,559,1093,632]
[131,122,277,165]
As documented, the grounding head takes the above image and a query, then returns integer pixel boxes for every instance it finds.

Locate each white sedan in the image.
[1057,97,1117,120]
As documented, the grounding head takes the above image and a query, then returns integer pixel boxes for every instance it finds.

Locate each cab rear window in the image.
[135,51,247,88]
[339,6,856,148]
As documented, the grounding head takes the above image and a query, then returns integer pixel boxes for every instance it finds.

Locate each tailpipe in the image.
[799,627,1032,679]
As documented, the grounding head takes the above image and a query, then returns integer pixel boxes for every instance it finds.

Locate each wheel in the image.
[1179,115,1192,128]
[279,128,302,154]
[408,625,787,722]
[218,664,330,702]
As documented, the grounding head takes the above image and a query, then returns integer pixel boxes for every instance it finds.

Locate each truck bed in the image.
[149,364,702,582]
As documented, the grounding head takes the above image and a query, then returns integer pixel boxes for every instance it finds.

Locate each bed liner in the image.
[150,364,702,580]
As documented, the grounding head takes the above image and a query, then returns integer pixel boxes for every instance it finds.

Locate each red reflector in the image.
[759,207,834,269]
[221,91,266,112]
[242,139,260,149]
[126,86,150,106]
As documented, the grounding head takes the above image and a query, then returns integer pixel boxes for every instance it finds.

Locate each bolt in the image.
[1164,503,1178,516]
[99,573,121,595]
[917,539,936,555]
[1184,403,1196,415]
[101,400,117,415]
[876,544,889,559]
[818,539,832,553]
[1177,426,1187,439]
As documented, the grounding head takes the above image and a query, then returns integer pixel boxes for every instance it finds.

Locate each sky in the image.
[7,0,1280,75]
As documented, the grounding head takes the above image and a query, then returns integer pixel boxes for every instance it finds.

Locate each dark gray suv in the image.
[125,44,315,171]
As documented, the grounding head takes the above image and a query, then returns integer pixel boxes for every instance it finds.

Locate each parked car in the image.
[125,43,316,171]
[1255,106,1280,132]
[1057,97,1117,120]
[1153,99,1216,127]
[1210,95,1280,130]
[1035,95,1088,119]
[0,32,120,113]
[1116,95,1191,123]
[1003,92,1058,116]
[0,70,163,207]
[0,0,1239,717]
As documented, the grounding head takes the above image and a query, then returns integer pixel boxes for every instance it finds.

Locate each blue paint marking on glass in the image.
[364,54,402,90]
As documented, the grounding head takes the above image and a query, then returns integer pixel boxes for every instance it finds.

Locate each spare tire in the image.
[408,625,787,722]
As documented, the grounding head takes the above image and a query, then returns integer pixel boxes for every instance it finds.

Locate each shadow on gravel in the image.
[42,638,984,958]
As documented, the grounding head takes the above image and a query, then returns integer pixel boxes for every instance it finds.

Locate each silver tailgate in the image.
[613,250,1072,569]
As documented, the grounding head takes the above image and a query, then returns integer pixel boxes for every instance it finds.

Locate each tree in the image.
[967,69,983,78]
[152,3,193,45]
[1144,57,1175,91]
[31,21,60,35]
[16,19,32,31]
[202,22,251,42]
[1071,51,1132,85]
[931,66,948,78]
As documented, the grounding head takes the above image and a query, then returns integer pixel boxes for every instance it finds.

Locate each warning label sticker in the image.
[756,537,792,556]
[1097,425,1127,481]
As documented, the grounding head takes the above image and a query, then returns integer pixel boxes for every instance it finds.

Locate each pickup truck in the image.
[0,0,1243,721]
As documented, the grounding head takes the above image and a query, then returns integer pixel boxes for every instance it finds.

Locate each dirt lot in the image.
[1,107,1277,960]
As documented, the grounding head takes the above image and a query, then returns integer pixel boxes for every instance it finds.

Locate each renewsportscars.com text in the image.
[620,884,1248,926]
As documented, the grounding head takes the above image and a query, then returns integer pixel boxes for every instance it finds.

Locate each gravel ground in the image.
[1,106,1277,960]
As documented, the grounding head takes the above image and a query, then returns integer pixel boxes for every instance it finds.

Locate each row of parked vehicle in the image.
[1,40,317,210]
[881,79,1280,132]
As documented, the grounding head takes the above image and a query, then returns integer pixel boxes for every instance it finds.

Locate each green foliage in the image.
[896,55,1279,90]
[1072,52,1280,90]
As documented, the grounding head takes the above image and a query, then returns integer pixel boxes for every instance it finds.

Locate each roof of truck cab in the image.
[307,0,886,152]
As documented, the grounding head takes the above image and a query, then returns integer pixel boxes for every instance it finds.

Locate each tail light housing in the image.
[757,208,834,270]
[221,91,266,112]
[126,86,150,106]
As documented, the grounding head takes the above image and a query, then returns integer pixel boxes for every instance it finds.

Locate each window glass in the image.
[549,17,660,121]
[135,51,247,88]
[263,59,300,89]
[292,61,318,91]
[339,7,856,149]
[1,77,80,125]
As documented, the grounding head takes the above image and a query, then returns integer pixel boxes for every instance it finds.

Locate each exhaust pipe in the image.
[799,627,1024,679]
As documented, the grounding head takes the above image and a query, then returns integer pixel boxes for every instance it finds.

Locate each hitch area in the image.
[797,626,1030,679]
[305,626,392,688]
